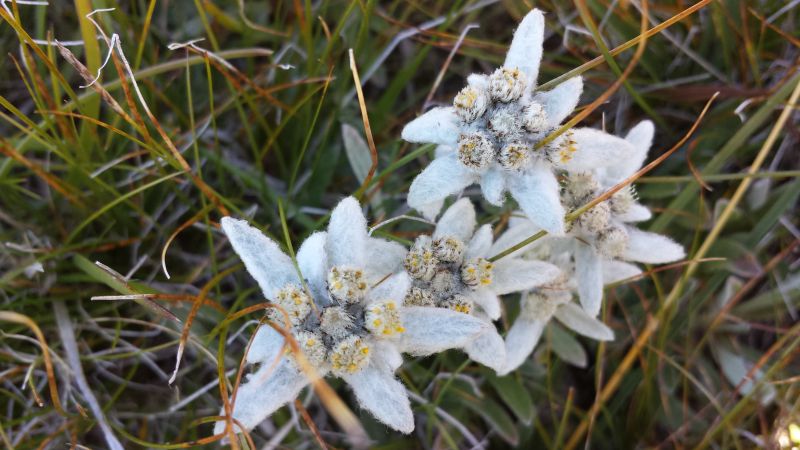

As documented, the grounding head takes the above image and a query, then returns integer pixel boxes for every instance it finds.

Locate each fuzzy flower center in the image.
[523,291,569,321]
[405,235,494,315]
[460,258,494,288]
[365,300,405,336]
[450,66,574,171]
[327,266,367,303]
[329,335,370,375]
[268,284,312,326]
[562,172,631,256]
[289,330,327,368]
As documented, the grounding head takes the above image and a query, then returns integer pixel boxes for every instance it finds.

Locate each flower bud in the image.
[433,236,465,263]
[327,266,367,303]
[404,286,435,307]
[488,106,523,140]
[320,306,354,340]
[443,294,473,314]
[365,300,405,337]
[489,67,527,102]
[498,142,532,170]
[457,132,495,170]
[453,85,489,122]
[596,225,629,259]
[291,330,327,368]
[524,101,549,133]
[329,335,370,375]
[404,236,438,281]
[268,284,312,326]
[460,258,494,288]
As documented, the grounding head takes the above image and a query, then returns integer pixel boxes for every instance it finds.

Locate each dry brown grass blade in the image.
[170,266,239,385]
[538,0,714,91]
[0,311,65,415]
[161,204,218,280]
[564,75,800,450]
[0,140,84,207]
[536,0,650,150]
[54,41,137,127]
[296,399,330,450]
[422,23,479,109]
[350,49,379,198]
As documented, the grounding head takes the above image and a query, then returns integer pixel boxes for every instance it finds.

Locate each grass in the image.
[1,0,798,448]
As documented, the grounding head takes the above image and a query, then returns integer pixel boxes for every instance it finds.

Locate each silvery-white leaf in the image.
[547,323,587,368]
[221,217,298,299]
[554,303,614,341]
[341,123,372,183]
[343,365,414,433]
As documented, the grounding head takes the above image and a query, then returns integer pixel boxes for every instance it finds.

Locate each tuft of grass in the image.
[1,1,798,448]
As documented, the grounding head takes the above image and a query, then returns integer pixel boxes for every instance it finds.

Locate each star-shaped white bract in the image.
[496,248,617,374]
[496,121,685,318]
[216,197,490,435]
[400,197,560,371]
[401,9,637,235]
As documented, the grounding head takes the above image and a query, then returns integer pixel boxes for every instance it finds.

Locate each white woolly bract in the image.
[464,329,507,372]
[213,360,308,435]
[401,107,460,145]
[499,317,545,375]
[433,197,476,242]
[220,217,298,299]
[574,244,604,317]
[623,228,686,264]
[407,153,479,219]
[326,197,367,268]
[397,306,487,356]
[343,365,415,433]
[553,303,614,341]
[491,258,561,295]
[507,163,565,235]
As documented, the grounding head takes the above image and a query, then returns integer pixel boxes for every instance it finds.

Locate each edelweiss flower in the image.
[493,121,684,319]
[400,197,560,371]
[401,9,636,235]
[497,247,617,374]
[216,197,489,434]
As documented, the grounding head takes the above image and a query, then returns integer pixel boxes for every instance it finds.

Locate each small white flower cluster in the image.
[214,7,687,438]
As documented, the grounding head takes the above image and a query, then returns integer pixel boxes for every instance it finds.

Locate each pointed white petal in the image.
[575,244,604,317]
[245,325,286,365]
[434,197,476,242]
[603,122,652,182]
[554,303,614,341]
[623,228,685,264]
[344,366,414,433]
[371,340,403,372]
[558,128,637,172]
[365,237,407,283]
[434,144,455,159]
[397,307,487,356]
[368,272,411,305]
[503,9,545,81]
[480,167,507,206]
[492,259,561,295]
[416,199,444,222]
[466,224,494,260]
[469,287,501,320]
[401,107,460,145]
[296,231,328,300]
[464,329,506,372]
[498,318,545,375]
[507,165,565,235]
[602,260,641,284]
[625,120,655,155]
[534,77,582,128]
[214,360,308,434]
[326,197,367,268]
[616,203,652,222]
[221,217,298,298]
[407,154,479,216]
[489,223,538,259]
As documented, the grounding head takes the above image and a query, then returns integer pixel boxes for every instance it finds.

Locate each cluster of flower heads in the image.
[217,8,685,437]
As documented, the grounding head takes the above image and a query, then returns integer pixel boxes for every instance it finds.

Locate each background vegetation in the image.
[0,0,798,448]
